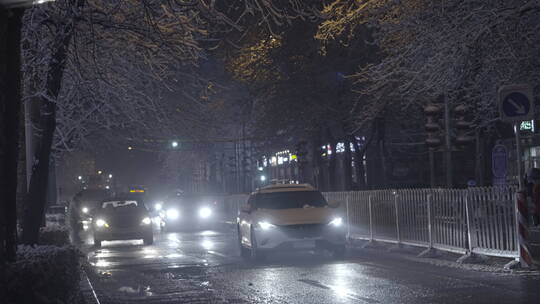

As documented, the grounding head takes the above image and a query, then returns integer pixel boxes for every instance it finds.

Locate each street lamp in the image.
[77,175,82,181]
[108,174,112,179]
[171,141,179,148]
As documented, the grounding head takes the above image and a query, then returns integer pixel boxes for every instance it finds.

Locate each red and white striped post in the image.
[516,190,533,268]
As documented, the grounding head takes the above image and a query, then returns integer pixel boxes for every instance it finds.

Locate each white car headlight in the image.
[82,207,89,214]
[259,221,276,230]
[199,207,212,218]
[166,209,179,220]
[141,217,152,225]
[154,203,162,211]
[329,217,343,227]
[95,219,108,228]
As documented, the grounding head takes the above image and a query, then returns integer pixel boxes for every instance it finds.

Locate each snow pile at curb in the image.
[1,245,81,304]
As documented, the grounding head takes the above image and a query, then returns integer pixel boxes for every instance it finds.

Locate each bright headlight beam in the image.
[96,219,107,227]
[82,207,89,214]
[259,221,276,230]
[142,217,151,225]
[329,217,343,227]
[166,209,179,220]
[154,203,162,211]
[199,207,212,218]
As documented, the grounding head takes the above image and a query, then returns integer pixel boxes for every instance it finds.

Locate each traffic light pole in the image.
[515,123,524,189]
[429,148,435,188]
[444,97,453,188]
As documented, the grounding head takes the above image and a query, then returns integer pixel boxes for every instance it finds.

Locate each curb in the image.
[80,269,101,304]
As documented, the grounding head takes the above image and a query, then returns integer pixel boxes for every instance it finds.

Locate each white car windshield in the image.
[256,191,328,209]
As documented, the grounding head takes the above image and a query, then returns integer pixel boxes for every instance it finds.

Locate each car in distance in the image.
[237,183,346,261]
[162,192,219,231]
[92,198,153,247]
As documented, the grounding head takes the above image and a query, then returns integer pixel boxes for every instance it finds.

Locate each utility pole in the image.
[424,104,443,188]
[475,128,484,186]
[444,96,453,188]
[429,149,435,188]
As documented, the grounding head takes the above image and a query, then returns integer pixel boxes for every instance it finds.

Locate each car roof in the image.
[253,183,317,194]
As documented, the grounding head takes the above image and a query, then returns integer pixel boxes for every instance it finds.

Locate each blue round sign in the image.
[502,92,531,117]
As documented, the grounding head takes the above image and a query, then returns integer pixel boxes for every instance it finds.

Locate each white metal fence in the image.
[324,187,518,258]
[221,186,518,259]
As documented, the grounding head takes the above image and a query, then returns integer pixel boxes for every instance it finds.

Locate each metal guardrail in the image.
[221,186,518,259]
[324,186,518,259]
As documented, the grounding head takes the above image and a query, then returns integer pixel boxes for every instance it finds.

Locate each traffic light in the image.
[424,104,442,148]
[454,104,474,146]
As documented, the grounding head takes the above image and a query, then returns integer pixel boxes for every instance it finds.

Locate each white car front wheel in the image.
[249,228,266,262]
[238,227,250,259]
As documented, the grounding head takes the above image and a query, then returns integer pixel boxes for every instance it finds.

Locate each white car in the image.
[237,184,346,261]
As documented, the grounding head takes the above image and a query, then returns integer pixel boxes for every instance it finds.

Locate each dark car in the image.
[162,193,220,231]
[92,198,153,247]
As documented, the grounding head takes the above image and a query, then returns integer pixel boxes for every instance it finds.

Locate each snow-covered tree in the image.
[318,0,540,131]
[18,0,321,244]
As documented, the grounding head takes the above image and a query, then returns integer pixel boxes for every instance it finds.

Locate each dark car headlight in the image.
[199,207,212,218]
[95,219,109,228]
[166,209,179,220]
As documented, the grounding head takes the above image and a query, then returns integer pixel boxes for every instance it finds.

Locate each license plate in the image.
[293,240,315,249]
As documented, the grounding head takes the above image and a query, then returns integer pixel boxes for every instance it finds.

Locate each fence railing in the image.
[324,186,518,258]
[221,186,518,259]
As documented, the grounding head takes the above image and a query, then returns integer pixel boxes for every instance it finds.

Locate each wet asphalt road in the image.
[83,225,540,304]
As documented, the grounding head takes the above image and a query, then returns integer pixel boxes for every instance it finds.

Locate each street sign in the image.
[499,84,534,122]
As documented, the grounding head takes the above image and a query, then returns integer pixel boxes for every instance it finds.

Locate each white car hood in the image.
[254,207,336,226]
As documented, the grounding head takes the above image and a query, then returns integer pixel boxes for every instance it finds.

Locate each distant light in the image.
[128,146,133,150]
[258,167,264,171]
[77,176,82,180]
[108,174,113,179]
[105,185,110,189]
[98,170,102,175]
[171,141,179,148]
[260,175,266,182]
[130,189,145,193]
[154,203,162,211]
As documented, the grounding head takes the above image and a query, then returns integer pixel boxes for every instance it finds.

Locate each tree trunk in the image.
[377,118,387,188]
[0,7,25,263]
[343,138,353,190]
[22,16,76,245]
[475,129,485,186]
[352,138,366,190]
[312,130,325,190]
[328,138,338,191]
